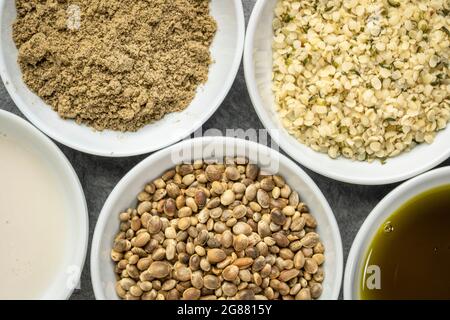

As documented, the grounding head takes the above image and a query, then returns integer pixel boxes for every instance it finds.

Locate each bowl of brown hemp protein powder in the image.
[0,0,245,156]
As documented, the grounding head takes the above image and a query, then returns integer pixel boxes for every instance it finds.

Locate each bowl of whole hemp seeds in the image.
[90,137,343,300]
[0,0,245,156]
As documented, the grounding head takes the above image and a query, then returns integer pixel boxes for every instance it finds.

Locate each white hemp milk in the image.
[0,136,67,299]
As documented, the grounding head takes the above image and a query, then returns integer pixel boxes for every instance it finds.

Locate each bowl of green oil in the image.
[344,167,450,300]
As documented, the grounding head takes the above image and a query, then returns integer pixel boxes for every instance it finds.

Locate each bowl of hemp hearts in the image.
[90,137,343,300]
[245,0,450,185]
[0,0,245,156]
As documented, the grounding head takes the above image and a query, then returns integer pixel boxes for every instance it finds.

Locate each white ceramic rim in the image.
[343,166,450,300]
[0,109,89,300]
[243,0,450,185]
[90,136,344,300]
[0,1,246,157]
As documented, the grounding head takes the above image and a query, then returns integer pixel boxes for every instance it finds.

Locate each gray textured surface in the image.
[1,0,448,300]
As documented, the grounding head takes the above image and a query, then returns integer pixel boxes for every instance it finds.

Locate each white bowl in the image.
[244,0,450,185]
[344,166,450,299]
[0,110,88,299]
[91,136,343,300]
[0,1,245,157]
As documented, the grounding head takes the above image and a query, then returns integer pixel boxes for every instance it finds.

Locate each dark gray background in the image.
[1,0,448,300]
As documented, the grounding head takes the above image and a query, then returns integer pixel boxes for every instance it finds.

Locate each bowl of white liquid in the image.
[0,110,88,300]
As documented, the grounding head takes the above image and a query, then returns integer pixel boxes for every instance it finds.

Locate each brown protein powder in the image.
[13,0,217,131]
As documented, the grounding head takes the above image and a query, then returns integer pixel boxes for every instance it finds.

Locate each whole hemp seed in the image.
[13,0,217,131]
[111,158,326,300]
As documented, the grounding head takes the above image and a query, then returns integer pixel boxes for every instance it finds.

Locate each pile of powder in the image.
[13,0,217,131]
